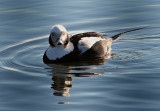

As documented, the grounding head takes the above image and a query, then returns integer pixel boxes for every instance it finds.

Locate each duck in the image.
[43,24,144,63]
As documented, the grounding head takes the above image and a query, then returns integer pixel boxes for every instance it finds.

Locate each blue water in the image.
[0,0,160,111]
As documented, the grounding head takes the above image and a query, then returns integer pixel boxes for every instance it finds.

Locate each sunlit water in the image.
[0,0,160,111]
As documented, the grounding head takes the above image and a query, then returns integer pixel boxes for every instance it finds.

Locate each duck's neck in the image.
[64,35,70,48]
[64,41,74,51]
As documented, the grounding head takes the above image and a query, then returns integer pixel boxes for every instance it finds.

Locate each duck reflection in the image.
[46,60,106,97]
[51,74,72,97]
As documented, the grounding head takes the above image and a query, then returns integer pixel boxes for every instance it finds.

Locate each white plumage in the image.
[46,42,74,60]
[78,37,106,54]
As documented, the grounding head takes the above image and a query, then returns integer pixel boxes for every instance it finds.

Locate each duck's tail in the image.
[111,27,146,41]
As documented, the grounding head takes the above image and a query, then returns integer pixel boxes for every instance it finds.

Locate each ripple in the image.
[0,32,157,77]
[0,35,48,76]
[111,51,143,61]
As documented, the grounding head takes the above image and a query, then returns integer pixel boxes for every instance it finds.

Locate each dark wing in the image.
[70,32,105,47]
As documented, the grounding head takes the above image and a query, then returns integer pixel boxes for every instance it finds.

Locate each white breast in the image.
[78,37,106,54]
[46,42,74,60]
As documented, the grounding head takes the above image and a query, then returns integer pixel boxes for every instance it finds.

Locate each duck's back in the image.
[70,32,112,60]
[70,32,105,45]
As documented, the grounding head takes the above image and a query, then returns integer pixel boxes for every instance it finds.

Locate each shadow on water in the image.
[44,60,106,98]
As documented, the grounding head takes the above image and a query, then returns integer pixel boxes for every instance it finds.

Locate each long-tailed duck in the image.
[43,24,144,63]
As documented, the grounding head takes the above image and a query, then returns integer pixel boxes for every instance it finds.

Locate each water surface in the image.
[0,0,160,111]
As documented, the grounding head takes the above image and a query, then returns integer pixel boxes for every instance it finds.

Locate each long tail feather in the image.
[111,27,146,41]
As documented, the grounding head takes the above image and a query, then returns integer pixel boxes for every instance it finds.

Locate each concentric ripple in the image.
[0,35,48,76]
[0,33,149,77]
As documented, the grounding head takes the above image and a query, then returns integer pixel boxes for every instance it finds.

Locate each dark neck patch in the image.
[64,35,70,48]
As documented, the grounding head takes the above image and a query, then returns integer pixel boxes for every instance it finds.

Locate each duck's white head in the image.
[49,25,69,48]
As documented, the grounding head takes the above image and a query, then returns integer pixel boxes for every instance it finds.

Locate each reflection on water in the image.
[52,74,72,97]
[46,60,105,98]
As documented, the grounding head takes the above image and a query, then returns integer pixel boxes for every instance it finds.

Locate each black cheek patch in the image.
[49,35,55,47]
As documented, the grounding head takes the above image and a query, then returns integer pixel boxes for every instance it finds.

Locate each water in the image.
[0,0,160,111]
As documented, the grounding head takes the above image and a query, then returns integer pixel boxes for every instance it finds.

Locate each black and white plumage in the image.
[43,25,144,63]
